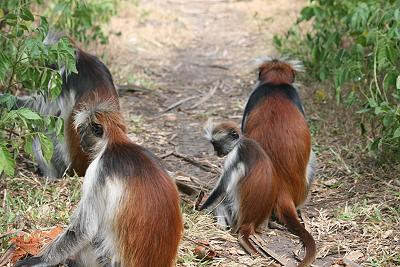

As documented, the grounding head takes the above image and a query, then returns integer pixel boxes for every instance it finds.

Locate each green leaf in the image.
[369,138,381,152]
[18,108,42,120]
[300,6,315,21]
[396,75,400,90]
[21,8,35,21]
[383,72,397,91]
[393,127,400,138]
[55,117,64,136]
[0,145,15,176]
[24,135,34,156]
[37,133,53,163]
[0,94,17,110]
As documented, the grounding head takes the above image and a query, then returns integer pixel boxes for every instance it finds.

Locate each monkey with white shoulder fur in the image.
[15,100,183,267]
[196,121,277,256]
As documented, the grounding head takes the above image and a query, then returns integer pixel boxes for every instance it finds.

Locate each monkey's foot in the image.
[237,234,259,257]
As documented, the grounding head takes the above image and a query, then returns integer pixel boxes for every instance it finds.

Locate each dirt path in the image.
[98,1,395,266]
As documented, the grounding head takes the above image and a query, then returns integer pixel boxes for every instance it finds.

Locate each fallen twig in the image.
[0,245,15,266]
[162,95,199,113]
[117,84,151,93]
[249,234,289,266]
[299,211,311,233]
[189,81,220,109]
[172,152,220,174]
[342,258,363,267]
[190,62,230,70]
[175,180,198,196]
[160,151,174,159]
[0,229,24,240]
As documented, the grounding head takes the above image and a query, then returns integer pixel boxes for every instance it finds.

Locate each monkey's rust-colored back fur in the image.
[65,114,90,176]
[245,96,311,205]
[117,172,182,267]
[97,111,182,267]
[238,145,277,234]
[242,59,316,266]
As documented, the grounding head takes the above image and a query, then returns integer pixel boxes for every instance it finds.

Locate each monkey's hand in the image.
[14,256,52,267]
[194,191,205,211]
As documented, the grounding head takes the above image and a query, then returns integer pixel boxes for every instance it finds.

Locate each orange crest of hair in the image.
[258,58,302,85]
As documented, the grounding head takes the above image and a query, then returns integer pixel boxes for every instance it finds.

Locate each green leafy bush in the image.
[45,0,118,45]
[274,0,400,154]
[0,0,118,177]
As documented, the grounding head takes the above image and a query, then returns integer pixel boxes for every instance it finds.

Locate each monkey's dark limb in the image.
[194,190,205,210]
[249,234,290,267]
[199,175,229,210]
[14,256,44,267]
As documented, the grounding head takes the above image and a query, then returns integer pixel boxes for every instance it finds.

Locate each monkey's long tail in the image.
[276,198,316,267]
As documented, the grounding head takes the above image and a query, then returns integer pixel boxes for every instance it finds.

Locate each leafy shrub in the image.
[0,0,118,177]
[274,0,400,154]
[45,0,118,45]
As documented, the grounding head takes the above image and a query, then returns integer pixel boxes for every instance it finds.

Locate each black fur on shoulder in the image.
[99,142,165,183]
[241,83,305,132]
[61,50,116,100]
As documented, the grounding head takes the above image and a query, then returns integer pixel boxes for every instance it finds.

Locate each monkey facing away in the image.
[15,100,183,267]
[241,58,316,266]
[14,33,119,179]
[196,121,277,256]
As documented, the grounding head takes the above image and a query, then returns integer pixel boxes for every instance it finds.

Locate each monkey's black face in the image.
[211,130,239,157]
[78,122,104,153]
[211,141,226,157]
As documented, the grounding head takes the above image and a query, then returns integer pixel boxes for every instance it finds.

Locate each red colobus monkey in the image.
[16,100,183,267]
[197,121,277,255]
[241,58,316,266]
[14,33,119,178]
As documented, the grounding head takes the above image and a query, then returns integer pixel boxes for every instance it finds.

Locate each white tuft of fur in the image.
[73,98,118,130]
[306,150,316,185]
[252,55,305,73]
[203,118,215,141]
[74,109,92,130]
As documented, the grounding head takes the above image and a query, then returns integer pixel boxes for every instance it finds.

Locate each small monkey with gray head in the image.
[196,121,277,255]
[15,100,183,267]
